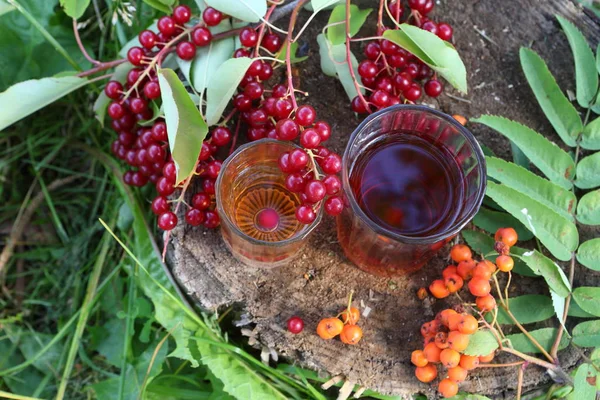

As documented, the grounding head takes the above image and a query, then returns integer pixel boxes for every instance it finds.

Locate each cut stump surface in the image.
[168,1,600,397]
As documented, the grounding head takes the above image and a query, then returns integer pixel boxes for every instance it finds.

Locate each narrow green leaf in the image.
[158,68,208,183]
[383,26,467,93]
[93,62,132,126]
[0,0,15,16]
[581,117,600,150]
[519,47,582,147]
[317,33,362,101]
[573,287,600,317]
[521,250,571,297]
[577,190,600,225]
[142,0,171,14]
[473,116,575,189]
[506,328,569,354]
[510,142,530,170]
[485,156,576,221]
[568,363,597,400]
[310,0,344,13]
[178,19,234,95]
[205,57,253,126]
[463,330,499,356]
[461,230,535,277]
[486,182,578,262]
[577,238,600,271]
[205,0,266,23]
[575,153,600,189]
[573,320,600,347]
[494,295,554,325]
[473,207,534,241]
[276,41,309,64]
[551,290,567,332]
[327,4,372,45]
[0,76,88,131]
[557,16,598,108]
[60,0,90,19]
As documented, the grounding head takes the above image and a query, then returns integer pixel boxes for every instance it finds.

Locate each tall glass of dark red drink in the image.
[337,105,486,277]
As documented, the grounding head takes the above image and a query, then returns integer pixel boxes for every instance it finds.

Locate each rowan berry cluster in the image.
[316,305,363,345]
[352,0,454,113]
[413,227,518,397]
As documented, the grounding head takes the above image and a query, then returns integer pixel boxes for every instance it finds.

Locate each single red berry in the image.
[287,316,304,334]
[422,21,438,35]
[123,170,134,185]
[233,94,252,111]
[246,60,263,77]
[172,5,192,24]
[278,152,294,173]
[204,210,220,228]
[358,60,378,79]
[404,83,422,101]
[295,105,316,126]
[126,68,142,86]
[190,193,210,212]
[198,142,213,162]
[234,48,250,58]
[176,41,196,60]
[140,130,155,147]
[163,161,176,182]
[262,33,282,53]
[157,16,176,36]
[273,98,293,120]
[239,27,258,47]
[296,205,316,224]
[203,7,223,26]
[437,23,453,41]
[321,153,342,174]
[131,171,148,187]
[143,80,161,99]
[274,119,298,141]
[424,79,443,97]
[417,64,433,80]
[271,84,287,98]
[156,176,175,196]
[380,39,399,55]
[351,96,369,114]
[249,108,268,127]
[405,62,420,78]
[259,63,273,81]
[364,42,381,60]
[139,30,157,49]
[127,46,144,66]
[185,208,206,226]
[244,81,264,100]
[206,160,222,179]
[393,72,412,91]
[151,121,167,142]
[313,121,331,142]
[304,180,326,203]
[158,211,178,230]
[211,127,231,146]
[370,90,390,108]
[285,173,306,193]
[151,196,170,215]
[118,132,135,147]
[408,0,427,11]
[192,27,212,47]
[256,208,279,231]
[375,76,393,93]
[422,0,434,13]
[300,129,321,149]
[129,97,148,114]
[289,149,309,171]
[108,102,125,119]
[388,53,407,68]
[104,81,123,99]
[147,144,165,163]
[203,178,216,194]
[323,175,341,195]
[324,196,344,216]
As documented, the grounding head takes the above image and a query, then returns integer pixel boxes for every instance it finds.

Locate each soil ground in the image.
[168,1,600,397]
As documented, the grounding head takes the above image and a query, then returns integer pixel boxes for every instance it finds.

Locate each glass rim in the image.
[215,138,323,247]
[341,104,487,245]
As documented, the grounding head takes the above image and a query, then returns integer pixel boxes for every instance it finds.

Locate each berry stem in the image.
[345,0,370,113]
[254,4,278,57]
[284,0,309,110]
[73,19,101,65]
[377,0,385,34]
[478,361,525,368]
[77,59,127,78]
[516,365,524,400]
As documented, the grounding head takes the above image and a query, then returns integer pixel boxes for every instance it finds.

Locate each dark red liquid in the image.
[349,132,465,237]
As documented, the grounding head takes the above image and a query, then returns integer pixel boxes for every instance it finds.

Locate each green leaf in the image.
[205,57,253,126]
[93,62,132,126]
[507,328,569,354]
[473,116,575,189]
[473,207,534,241]
[0,337,51,398]
[0,0,15,16]
[178,19,234,95]
[573,320,600,347]
[569,301,597,318]
[573,287,600,317]
[463,330,499,356]
[0,76,89,130]
[95,318,127,367]
[486,182,579,262]
[577,190,600,225]
[493,295,554,325]
[485,156,576,221]
[310,0,344,13]
[205,0,266,23]
[142,0,172,14]
[446,395,492,400]
[383,25,467,93]
[519,47,582,147]
[460,230,535,277]
[581,117,600,150]
[317,33,362,101]
[276,41,309,64]
[521,250,571,297]
[510,142,530,170]
[568,363,597,400]
[557,16,598,108]
[158,68,208,184]
[577,238,600,271]
[326,4,372,45]
[575,153,600,189]
[60,0,91,19]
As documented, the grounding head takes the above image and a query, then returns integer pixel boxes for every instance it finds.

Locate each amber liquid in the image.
[349,132,465,237]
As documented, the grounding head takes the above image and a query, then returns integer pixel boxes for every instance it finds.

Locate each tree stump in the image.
[167,1,600,397]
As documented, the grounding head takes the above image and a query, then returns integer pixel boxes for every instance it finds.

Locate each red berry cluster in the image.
[351,0,453,113]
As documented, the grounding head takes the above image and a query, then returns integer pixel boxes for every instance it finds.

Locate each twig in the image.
[516,365,524,400]
[345,0,370,112]
[73,19,100,65]
[478,361,525,368]
[77,59,127,78]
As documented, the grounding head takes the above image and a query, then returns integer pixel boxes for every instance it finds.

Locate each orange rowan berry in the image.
[429,319,443,333]
[448,313,463,331]
[447,366,468,382]
[430,279,450,299]
[340,307,360,324]
[444,273,464,293]
[479,352,495,363]
[340,324,363,345]
[447,331,470,352]
[415,364,438,383]
[458,315,478,335]
[495,227,518,247]
[438,378,459,398]
[476,294,497,312]
[440,348,461,368]
[411,350,428,367]
[472,262,493,280]
[423,333,436,347]
[417,287,428,300]
[435,332,449,349]
[438,309,457,327]
[459,354,479,370]
[496,255,514,272]
[456,259,476,280]
[421,321,432,337]
[452,114,467,126]
[424,342,442,363]
[468,278,491,297]
[442,265,458,279]
[450,244,472,263]
[316,317,344,339]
